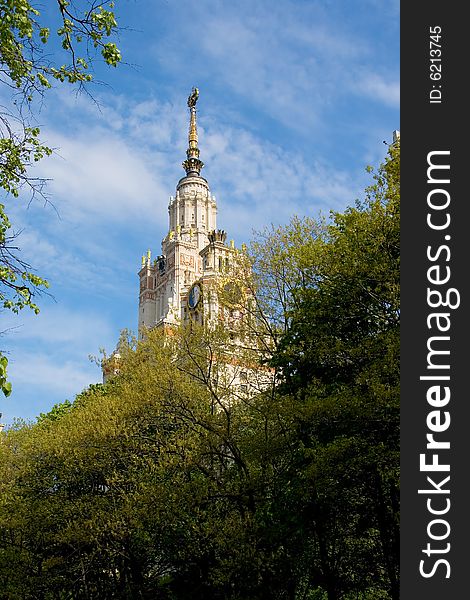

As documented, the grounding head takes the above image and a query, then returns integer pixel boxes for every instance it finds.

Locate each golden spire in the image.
[183,87,204,176]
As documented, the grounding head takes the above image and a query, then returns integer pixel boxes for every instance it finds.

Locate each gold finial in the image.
[169,230,175,240]
[176,224,181,234]
[147,249,151,263]
[183,88,204,176]
[141,255,145,267]
[230,239,235,249]
[189,109,198,148]
[241,243,247,253]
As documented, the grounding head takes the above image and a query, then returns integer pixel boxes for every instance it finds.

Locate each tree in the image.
[0,324,288,598]
[1,0,122,395]
[270,140,400,599]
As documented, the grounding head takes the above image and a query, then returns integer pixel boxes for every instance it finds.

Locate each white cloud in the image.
[7,352,100,399]
[3,307,114,415]
[2,215,133,302]
[42,129,166,224]
[356,73,400,108]
[3,306,113,350]
[200,122,365,239]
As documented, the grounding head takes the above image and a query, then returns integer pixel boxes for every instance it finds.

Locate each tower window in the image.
[218,257,222,271]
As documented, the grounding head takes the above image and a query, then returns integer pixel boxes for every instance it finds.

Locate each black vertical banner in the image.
[401,4,469,599]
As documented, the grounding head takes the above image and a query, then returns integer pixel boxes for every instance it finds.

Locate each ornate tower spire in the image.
[182,87,204,176]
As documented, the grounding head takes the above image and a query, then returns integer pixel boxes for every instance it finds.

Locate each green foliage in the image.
[270,140,400,599]
[275,141,399,397]
[0,125,52,198]
[249,214,328,346]
[1,0,121,90]
[36,398,73,423]
[0,355,12,396]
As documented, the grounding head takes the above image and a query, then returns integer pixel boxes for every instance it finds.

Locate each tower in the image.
[137,89,237,338]
[105,90,272,397]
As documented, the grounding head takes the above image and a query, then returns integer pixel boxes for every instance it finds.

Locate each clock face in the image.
[188,283,201,309]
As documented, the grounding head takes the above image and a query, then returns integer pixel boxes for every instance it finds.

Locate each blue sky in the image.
[1,0,399,425]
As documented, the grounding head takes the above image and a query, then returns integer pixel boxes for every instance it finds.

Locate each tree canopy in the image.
[0,141,400,598]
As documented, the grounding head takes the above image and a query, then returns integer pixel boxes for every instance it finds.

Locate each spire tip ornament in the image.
[187,87,199,108]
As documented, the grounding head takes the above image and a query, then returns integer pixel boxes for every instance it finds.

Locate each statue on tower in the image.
[187,87,199,108]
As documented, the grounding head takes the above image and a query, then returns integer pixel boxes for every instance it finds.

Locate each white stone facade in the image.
[138,91,235,337]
